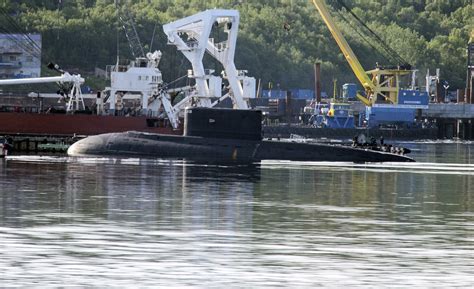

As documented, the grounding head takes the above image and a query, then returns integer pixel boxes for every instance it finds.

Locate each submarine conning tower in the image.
[184,107,262,141]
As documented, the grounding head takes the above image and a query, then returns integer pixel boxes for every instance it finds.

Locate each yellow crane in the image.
[311,0,412,107]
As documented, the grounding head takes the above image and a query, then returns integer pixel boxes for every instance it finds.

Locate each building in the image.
[0,33,41,79]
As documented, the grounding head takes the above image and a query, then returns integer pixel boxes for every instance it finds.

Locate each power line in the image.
[331,6,392,65]
[0,7,43,55]
[0,8,44,62]
[0,29,42,60]
[330,0,411,68]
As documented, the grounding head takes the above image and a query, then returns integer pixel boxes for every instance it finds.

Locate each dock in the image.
[263,101,474,140]
[5,134,81,153]
[422,103,474,139]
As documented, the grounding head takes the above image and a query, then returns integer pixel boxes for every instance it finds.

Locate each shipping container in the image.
[261,89,287,99]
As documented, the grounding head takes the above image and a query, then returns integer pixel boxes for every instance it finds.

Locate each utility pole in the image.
[314,62,321,103]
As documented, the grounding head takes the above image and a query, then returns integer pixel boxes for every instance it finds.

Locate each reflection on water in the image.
[0,142,473,287]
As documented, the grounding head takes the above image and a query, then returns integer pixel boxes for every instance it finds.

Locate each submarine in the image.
[67,108,415,163]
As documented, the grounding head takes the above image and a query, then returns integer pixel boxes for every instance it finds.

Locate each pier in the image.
[263,101,474,141]
[422,103,474,139]
[5,134,81,153]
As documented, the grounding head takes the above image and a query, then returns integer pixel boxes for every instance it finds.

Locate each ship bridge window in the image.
[138,76,142,81]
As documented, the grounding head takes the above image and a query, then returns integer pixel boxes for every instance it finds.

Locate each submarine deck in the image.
[67,131,414,163]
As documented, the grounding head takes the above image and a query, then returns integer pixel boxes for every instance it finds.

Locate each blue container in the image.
[366,106,416,128]
[398,90,429,108]
[262,89,287,99]
[342,83,357,100]
[289,89,315,100]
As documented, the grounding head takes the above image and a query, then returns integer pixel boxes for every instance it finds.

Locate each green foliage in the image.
[84,75,108,91]
[3,0,473,90]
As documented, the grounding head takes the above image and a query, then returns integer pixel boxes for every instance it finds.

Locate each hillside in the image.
[1,0,473,92]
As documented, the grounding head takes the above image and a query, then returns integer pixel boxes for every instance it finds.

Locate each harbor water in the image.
[1,141,473,287]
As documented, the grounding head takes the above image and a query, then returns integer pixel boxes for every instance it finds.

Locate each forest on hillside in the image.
[0,0,473,93]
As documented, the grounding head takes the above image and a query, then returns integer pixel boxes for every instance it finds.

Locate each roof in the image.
[0,33,41,41]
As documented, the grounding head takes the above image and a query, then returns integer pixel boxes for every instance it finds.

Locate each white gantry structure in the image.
[104,9,256,129]
[163,9,254,109]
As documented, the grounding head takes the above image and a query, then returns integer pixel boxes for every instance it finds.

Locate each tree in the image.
[4,0,471,90]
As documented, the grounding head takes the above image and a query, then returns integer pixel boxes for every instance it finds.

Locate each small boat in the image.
[68,108,415,163]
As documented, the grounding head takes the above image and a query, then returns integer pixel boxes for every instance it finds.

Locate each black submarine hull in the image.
[68,108,414,162]
[67,131,415,163]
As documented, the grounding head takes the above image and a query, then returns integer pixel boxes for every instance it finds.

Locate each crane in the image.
[115,0,145,59]
[311,0,414,107]
[0,63,85,112]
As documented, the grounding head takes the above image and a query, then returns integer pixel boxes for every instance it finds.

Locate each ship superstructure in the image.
[103,9,256,129]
